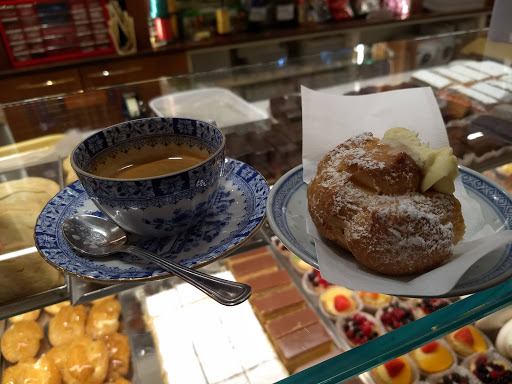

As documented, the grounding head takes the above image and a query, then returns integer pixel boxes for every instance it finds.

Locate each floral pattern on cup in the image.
[71,117,225,237]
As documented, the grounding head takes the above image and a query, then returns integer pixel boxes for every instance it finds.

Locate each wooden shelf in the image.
[0,7,492,80]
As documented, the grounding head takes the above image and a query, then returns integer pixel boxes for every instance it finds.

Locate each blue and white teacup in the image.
[71,117,225,237]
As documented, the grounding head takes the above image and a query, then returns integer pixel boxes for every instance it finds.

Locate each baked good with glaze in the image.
[252,286,306,323]
[62,335,109,384]
[103,332,131,382]
[48,304,87,347]
[372,356,417,384]
[86,297,121,339]
[445,326,489,357]
[44,301,71,316]
[1,320,44,363]
[307,130,465,276]
[410,341,455,374]
[8,309,41,323]
[274,323,333,373]
[2,355,61,384]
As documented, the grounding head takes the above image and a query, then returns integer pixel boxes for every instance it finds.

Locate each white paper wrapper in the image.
[301,86,512,296]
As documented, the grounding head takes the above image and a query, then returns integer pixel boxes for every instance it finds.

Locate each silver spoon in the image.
[62,214,252,306]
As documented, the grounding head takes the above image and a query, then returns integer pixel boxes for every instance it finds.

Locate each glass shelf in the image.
[2,28,512,383]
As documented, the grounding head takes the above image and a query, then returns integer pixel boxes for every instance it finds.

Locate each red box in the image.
[0,0,114,67]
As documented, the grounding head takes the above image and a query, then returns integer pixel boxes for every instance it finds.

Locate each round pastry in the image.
[1,320,44,363]
[495,319,512,360]
[445,326,489,357]
[319,286,360,319]
[414,298,451,318]
[62,335,109,384]
[410,341,455,374]
[44,300,71,316]
[48,304,87,347]
[357,291,394,314]
[103,332,130,382]
[2,355,61,384]
[307,130,465,276]
[110,378,132,384]
[377,302,416,333]
[86,297,122,339]
[466,352,512,384]
[46,344,68,372]
[8,309,41,323]
[302,269,332,296]
[338,311,382,347]
[372,356,417,384]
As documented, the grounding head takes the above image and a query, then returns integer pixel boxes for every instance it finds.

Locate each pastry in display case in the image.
[4,29,512,384]
[0,157,65,307]
[1,295,133,384]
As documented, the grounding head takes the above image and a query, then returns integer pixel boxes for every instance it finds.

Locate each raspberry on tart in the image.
[410,341,454,374]
[446,326,489,357]
[378,302,415,332]
[340,312,381,347]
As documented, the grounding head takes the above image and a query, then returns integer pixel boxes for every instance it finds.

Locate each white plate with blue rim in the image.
[35,158,268,282]
[266,164,512,297]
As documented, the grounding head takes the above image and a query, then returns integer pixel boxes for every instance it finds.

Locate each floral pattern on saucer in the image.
[35,158,268,282]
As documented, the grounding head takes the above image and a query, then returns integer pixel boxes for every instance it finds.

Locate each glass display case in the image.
[2,28,512,384]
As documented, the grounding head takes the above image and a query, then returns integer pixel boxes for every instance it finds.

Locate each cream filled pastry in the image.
[307,129,465,276]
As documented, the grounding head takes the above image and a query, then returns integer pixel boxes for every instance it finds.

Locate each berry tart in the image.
[414,298,452,318]
[464,351,512,384]
[377,302,416,333]
[427,365,481,384]
[357,292,394,314]
[445,326,490,357]
[372,356,418,384]
[302,269,332,297]
[337,312,382,347]
[318,286,361,320]
[410,340,455,374]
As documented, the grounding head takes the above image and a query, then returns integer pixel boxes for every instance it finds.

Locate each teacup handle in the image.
[122,245,252,306]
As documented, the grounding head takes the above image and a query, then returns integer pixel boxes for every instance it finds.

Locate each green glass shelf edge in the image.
[278,278,512,384]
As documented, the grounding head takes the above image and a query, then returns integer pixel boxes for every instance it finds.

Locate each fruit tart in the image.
[445,326,490,357]
[377,302,416,333]
[319,286,361,320]
[372,356,418,384]
[338,312,382,347]
[410,340,455,374]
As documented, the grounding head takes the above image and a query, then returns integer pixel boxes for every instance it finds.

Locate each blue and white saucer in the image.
[267,165,512,297]
[35,158,268,282]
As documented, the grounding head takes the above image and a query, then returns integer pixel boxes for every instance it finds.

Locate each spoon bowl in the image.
[62,214,252,306]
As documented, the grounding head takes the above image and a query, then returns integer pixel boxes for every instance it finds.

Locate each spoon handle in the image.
[123,245,252,306]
